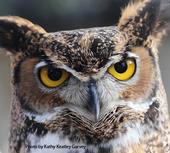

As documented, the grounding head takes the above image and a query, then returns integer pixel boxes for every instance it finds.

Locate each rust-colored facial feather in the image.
[16,58,65,113]
[119,47,155,101]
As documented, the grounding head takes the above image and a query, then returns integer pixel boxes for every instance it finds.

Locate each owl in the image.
[0,0,170,153]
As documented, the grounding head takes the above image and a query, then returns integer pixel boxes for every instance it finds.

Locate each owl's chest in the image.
[26,132,147,153]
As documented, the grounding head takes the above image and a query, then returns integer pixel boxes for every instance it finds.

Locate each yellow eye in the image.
[108,59,136,81]
[39,66,69,88]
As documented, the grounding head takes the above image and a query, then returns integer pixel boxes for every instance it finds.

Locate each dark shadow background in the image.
[0,0,169,152]
[0,0,131,31]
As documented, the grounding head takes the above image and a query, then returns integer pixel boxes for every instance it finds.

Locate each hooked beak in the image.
[88,80,100,121]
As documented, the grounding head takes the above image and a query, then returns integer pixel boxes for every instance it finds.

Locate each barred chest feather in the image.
[24,100,158,153]
[26,123,145,153]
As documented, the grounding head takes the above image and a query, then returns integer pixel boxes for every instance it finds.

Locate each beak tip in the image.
[88,80,101,121]
[95,112,100,121]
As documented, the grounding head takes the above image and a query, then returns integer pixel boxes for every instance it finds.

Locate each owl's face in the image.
[15,27,155,122]
[0,0,169,149]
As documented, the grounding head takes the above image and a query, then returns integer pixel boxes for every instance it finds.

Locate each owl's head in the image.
[0,0,169,144]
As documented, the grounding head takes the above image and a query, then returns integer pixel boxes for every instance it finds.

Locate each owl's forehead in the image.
[45,26,127,73]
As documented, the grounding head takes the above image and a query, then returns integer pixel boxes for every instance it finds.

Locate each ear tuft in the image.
[0,16,46,53]
[118,0,161,46]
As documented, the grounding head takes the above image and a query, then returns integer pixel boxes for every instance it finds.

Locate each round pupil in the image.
[114,61,128,73]
[48,67,62,81]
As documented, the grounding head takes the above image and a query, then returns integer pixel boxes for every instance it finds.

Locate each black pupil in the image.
[48,67,62,81]
[114,61,128,73]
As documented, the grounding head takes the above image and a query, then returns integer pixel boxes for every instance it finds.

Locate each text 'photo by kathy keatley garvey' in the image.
[26,144,87,150]
[0,0,170,153]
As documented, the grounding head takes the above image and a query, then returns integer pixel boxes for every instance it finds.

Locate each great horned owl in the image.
[0,0,170,153]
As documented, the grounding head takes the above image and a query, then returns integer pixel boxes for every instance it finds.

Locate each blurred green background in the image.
[0,0,169,153]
